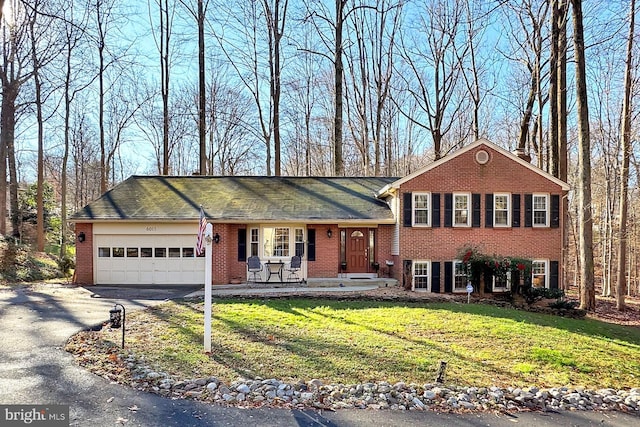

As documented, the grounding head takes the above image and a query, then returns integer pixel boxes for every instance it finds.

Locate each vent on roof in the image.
[475,149,490,165]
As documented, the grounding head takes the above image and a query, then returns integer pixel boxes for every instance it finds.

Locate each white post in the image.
[204,223,213,353]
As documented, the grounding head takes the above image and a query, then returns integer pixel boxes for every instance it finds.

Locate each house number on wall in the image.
[145,226,157,232]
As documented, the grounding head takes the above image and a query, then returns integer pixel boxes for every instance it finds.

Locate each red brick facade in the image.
[72,140,567,290]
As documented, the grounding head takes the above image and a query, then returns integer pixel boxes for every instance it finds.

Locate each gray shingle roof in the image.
[70,176,398,223]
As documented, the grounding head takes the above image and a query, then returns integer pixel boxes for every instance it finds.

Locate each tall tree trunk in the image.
[198,0,206,175]
[1,83,19,237]
[161,0,171,175]
[334,0,346,175]
[616,0,635,312]
[572,0,595,311]
[549,0,559,177]
[31,11,45,252]
[558,0,569,290]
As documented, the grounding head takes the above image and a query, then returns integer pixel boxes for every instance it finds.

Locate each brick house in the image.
[70,138,569,292]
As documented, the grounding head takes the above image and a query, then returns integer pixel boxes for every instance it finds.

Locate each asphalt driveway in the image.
[0,283,636,426]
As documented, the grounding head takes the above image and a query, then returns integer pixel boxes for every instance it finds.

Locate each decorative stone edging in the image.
[122,355,639,413]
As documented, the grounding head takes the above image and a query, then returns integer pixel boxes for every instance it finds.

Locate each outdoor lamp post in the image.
[109,303,126,348]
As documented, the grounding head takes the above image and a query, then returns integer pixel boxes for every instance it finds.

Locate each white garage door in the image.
[95,234,206,285]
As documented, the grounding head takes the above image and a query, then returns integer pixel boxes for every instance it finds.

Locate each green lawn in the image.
[107,298,640,389]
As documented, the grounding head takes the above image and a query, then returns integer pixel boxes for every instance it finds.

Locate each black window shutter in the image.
[524,194,533,227]
[444,193,453,227]
[485,194,494,228]
[444,261,453,293]
[551,195,560,228]
[431,261,441,293]
[403,192,412,227]
[432,193,441,227]
[237,229,247,262]
[550,261,559,289]
[307,229,316,261]
[512,194,521,227]
[472,193,481,227]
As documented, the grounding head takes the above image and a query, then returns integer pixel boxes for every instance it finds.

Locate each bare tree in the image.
[0,0,38,237]
[397,0,468,160]
[572,0,595,311]
[615,0,635,311]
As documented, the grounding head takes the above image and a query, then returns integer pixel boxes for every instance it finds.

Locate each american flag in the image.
[196,206,207,256]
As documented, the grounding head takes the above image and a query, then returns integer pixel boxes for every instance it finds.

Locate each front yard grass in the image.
[101,298,640,389]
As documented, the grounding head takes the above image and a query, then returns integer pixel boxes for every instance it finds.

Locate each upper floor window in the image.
[454,193,470,227]
[533,194,549,227]
[494,194,510,227]
[413,193,430,226]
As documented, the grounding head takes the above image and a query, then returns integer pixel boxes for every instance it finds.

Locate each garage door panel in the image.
[95,234,205,285]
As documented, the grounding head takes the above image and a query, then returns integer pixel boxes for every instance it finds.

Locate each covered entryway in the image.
[344,228,370,274]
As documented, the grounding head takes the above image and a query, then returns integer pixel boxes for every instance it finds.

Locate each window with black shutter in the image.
[444,261,453,293]
[524,194,533,227]
[431,261,441,293]
[307,229,316,261]
[550,261,559,289]
[551,195,560,228]
[432,193,441,227]
[512,194,521,227]
[237,229,247,262]
[444,193,453,227]
[472,193,481,227]
[485,194,493,228]
[403,192,412,227]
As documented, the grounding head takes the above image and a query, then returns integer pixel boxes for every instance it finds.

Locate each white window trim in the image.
[412,260,431,292]
[493,193,511,228]
[453,260,468,293]
[453,193,471,227]
[532,193,549,227]
[412,192,431,227]
[257,225,306,260]
[492,273,511,292]
[532,259,549,289]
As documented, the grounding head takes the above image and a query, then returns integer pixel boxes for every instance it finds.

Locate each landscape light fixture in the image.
[77,232,85,243]
[109,303,126,349]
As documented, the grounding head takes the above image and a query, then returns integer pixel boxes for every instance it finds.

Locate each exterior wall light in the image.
[213,233,220,244]
[77,232,86,243]
[327,229,332,238]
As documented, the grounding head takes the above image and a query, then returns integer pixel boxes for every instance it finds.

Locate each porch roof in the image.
[70,175,398,223]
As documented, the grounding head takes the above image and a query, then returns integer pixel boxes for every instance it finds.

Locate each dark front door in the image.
[346,228,368,273]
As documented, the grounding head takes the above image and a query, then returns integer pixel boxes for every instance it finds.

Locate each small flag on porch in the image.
[196,206,207,256]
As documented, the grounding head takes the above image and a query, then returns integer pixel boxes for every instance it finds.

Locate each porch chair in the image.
[247,256,263,283]
[284,255,302,283]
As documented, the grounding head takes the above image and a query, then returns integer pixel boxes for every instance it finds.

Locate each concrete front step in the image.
[306,278,398,288]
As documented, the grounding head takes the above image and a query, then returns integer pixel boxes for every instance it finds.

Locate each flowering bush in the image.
[456,245,533,291]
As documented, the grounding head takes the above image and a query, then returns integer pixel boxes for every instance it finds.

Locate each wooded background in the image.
[1,0,638,310]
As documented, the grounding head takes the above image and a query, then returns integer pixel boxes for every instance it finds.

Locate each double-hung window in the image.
[494,193,510,227]
[532,260,548,288]
[413,261,430,291]
[533,194,549,227]
[453,261,468,292]
[413,193,430,226]
[453,193,470,227]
